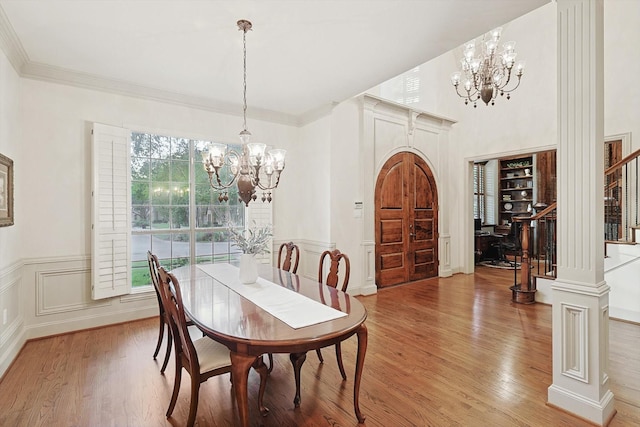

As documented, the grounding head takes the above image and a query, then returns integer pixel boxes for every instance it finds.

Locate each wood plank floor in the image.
[0,266,638,426]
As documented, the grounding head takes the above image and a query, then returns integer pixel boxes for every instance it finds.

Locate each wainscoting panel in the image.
[36,267,111,316]
[0,260,26,379]
[299,239,335,281]
[23,256,157,339]
[361,240,377,295]
[560,302,589,383]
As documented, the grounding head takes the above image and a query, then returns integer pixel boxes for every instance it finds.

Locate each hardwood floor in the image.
[0,267,638,426]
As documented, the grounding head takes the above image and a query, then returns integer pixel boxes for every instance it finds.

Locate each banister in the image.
[529,202,557,220]
[604,148,640,175]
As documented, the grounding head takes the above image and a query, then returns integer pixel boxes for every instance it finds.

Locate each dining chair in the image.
[148,251,201,375]
[316,249,351,380]
[277,241,300,274]
[267,241,300,373]
[157,267,269,427]
[147,251,173,374]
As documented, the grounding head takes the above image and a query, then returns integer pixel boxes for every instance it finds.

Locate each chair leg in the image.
[186,377,200,427]
[335,343,346,380]
[160,327,172,374]
[167,362,181,417]
[153,316,164,359]
[267,353,274,374]
[315,348,324,363]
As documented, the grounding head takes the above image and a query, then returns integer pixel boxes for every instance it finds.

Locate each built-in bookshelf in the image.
[498,155,534,231]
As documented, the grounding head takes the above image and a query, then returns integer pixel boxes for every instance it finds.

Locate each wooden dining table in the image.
[170,263,368,427]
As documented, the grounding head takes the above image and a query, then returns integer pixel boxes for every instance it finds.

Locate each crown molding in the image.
[297,102,338,126]
[0,5,28,73]
[21,61,301,127]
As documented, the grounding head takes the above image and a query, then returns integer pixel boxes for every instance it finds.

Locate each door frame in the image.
[360,95,456,294]
[465,146,557,275]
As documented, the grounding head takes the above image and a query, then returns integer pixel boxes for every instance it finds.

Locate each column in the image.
[548,1,615,425]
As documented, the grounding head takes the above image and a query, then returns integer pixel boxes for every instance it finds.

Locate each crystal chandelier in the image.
[450,27,525,107]
[202,20,286,206]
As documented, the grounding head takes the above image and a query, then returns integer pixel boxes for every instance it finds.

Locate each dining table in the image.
[170,262,368,427]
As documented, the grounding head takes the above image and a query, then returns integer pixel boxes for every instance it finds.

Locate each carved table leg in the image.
[252,356,270,417]
[354,324,368,423]
[230,352,257,427]
[289,352,307,408]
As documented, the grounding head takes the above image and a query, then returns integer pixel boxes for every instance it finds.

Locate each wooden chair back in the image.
[277,242,300,274]
[147,251,163,310]
[318,249,350,292]
[158,267,200,376]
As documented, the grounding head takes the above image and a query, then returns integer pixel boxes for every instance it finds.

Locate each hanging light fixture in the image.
[202,19,286,206]
[450,27,525,107]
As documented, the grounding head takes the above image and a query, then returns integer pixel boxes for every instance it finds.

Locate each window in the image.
[473,162,487,223]
[380,66,421,105]
[130,132,245,288]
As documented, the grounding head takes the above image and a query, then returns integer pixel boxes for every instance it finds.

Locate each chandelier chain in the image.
[242,26,248,132]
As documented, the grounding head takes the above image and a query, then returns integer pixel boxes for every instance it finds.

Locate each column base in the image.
[548,385,616,426]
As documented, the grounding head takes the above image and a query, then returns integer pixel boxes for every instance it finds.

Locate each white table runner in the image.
[197,263,347,329]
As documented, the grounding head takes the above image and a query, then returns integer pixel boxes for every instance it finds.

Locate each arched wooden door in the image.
[375,152,439,288]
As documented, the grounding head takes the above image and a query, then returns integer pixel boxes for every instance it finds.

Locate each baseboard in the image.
[354,283,378,296]
[25,306,158,340]
[0,321,27,381]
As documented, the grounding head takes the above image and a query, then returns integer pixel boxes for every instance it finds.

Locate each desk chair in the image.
[491,221,521,267]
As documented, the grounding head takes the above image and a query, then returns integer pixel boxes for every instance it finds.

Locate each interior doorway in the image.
[374,152,439,288]
[605,138,623,240]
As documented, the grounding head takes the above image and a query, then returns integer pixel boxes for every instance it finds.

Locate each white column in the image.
[360,95,379,294]
[548,1,614,425]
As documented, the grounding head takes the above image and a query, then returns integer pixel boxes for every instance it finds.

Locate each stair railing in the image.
[604,148,640,242]
[516,202,557,285]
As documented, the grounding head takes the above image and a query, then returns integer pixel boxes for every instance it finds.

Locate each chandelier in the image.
[450,27,525,107]
[202,19,286,206]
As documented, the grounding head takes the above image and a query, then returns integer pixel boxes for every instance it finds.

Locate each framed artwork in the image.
[0,153,14,227]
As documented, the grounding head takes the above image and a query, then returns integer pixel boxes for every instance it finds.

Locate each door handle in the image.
[409,224,415,239]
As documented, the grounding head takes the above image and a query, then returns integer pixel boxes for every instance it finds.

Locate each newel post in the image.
[511,216,536,304]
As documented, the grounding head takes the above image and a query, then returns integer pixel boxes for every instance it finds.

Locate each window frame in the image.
[130,131,246,290]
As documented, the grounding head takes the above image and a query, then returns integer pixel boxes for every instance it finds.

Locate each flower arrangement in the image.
[227,221,272,255]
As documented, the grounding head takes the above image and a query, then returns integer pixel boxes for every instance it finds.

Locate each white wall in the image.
[0,46,21,264]
[604,1,640,139]
[329,100,363,283]
[0,48,23,376]
[285,115,332,243]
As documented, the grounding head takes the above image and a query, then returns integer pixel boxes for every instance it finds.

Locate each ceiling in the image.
[0,0,548,125]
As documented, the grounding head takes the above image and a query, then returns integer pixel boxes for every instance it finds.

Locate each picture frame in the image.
[0,153,14,227]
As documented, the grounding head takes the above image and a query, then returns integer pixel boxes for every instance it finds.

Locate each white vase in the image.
[239,253,258,284]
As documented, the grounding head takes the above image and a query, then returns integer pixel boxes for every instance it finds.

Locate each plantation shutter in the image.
[473,162,486,223]
[91,123,131,299]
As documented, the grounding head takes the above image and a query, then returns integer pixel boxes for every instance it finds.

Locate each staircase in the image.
[517,150,640,323]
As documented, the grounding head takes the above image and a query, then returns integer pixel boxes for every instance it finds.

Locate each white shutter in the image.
[91,123,131,299]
